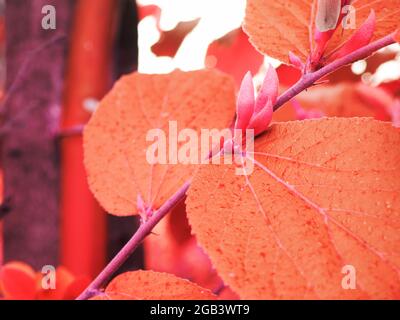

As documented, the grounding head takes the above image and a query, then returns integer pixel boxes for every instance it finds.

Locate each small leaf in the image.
[0,262,37,300]
[206,29,264,87]
[288,51,305,70]
[328,10,376,62]
[187,118,400,299]
[152,19,200,58]
[92,270,217,300]
[84,70,236,216]
[247,101,273,136]
[254,64,279,113]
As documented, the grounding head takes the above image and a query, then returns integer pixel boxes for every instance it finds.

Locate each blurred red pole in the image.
[0,222,3,266]
[61,0,118,278]
[0,171,3,267]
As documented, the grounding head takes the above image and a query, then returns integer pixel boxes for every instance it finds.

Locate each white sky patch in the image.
[137,0,246,73]
[371,44,400,85]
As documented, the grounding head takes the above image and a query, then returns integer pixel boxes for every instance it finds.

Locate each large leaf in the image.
[84,70,236,216]
[187,117,400,299]
[92,270,216,300]
[244,0,400,64]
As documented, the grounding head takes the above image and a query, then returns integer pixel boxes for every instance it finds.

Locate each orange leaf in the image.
[395,29,400,42]
[84,70,236,216]
[92,270,217,300]
[0,262,37,300]
[206,29,264,87]
[244,0,400,64]
[187,118,400,299]
[152,19,200,58]
[244,0,313,63]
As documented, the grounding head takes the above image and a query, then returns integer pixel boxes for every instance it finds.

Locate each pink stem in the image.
[76,181,191,300]
[76,33,395,300]
[274,34,396,111]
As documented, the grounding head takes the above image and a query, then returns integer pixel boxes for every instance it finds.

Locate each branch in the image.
[274,33,396,111]
[76,181,191,300]
[76,34,396,300]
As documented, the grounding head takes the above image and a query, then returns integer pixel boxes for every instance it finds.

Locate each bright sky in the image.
[137,0,246,73]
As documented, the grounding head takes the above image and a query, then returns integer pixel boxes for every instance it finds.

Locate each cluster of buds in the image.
[234,64,279,139]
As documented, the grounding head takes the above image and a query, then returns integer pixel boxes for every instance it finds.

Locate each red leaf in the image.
[187,118,400,299]
[152,19,200,58]
[0,262,37,300]
[92,270,217,300]
[206,29,264,87]
[84,70,236,216]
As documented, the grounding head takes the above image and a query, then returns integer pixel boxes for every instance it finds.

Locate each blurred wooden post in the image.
[2,0,72,268]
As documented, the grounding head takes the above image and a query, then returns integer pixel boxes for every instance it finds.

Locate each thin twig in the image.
[274,34,396,112]
[76,33,396,300]
[76,181,191,300]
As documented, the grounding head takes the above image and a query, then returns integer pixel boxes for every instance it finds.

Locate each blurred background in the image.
[0,0,399,299]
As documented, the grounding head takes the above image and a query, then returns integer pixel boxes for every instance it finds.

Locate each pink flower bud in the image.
[328,10,376,62]
[247,100,273,136]
[254,64,279,113]
[289,51,305,70]
[234,71,255,131]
